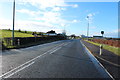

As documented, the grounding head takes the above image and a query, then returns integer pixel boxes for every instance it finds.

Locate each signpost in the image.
[101,31,104,37]
[100,31,104,55]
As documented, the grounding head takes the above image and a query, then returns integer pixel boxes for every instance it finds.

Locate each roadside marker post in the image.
[17,39,20,46]
[100,45,103,55]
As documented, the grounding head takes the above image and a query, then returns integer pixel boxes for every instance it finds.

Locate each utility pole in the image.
[87,16,89,40]
[12,0,15,46]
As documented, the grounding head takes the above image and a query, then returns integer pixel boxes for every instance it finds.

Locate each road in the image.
[0,39,112,78]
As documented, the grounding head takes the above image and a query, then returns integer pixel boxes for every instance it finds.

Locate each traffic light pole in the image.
[12,0,15,46]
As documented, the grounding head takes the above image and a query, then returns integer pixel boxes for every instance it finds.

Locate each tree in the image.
[18,29,21,32]
[71,34,76,38]
[25,30,27,33]
[38,32,44,36]
[47,30,56,34]
[32,32,35,35]
[8,28,11,30]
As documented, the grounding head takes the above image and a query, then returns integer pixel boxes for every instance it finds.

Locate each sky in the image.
[0,0,119,38]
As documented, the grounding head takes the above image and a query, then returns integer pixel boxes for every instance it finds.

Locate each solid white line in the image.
[49,42,71,54]
[0,42,66,78]
[80,40,114,79]
[62,42,71,46]
[5,62,35,78]
[63,43,68,46]
[49,47,61,54]
[0,51,48,78]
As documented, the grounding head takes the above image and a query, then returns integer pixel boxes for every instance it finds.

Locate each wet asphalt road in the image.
[0,39,112,78]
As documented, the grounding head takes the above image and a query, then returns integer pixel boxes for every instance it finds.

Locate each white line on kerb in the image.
[1,42,69,78]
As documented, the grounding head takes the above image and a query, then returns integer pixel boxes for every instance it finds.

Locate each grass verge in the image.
[85,40,120,56]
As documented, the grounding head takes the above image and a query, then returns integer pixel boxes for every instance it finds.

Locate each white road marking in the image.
[80,40,114,79]
[0,42,69,78]
[64,42,70,46]
[49,47,61,54]
[5,62,35,78]
[0,49,53,78]
[49,42,71,54]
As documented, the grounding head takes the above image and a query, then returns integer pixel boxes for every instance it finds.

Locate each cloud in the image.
[0,19,62,33]
[16,0,71,27]
[18,0,78,10]
[104,32,118,38]
[86,13,97,23]
[1,0,80,34]
[16,0,80,27]
[52,7,61,11]
[73,4,78,8]
[72,19,80,23]
[88,13,93,17]
[90,26,97,29]
[18,0,66,10]
[16,9,43,16]
[61,4,79,8]
[52,7,66,11]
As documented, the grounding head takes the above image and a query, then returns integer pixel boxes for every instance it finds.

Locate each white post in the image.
[100,45,102,55]
[18,39,20,46]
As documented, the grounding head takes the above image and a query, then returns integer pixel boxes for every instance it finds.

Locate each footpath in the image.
[82,40,120,78]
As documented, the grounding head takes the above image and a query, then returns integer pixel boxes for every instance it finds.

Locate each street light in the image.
[12,0,15,46]
[87,16,89,40]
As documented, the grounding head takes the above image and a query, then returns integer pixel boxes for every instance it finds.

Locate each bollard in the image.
[100,45,103,55]
[17,39,20,46]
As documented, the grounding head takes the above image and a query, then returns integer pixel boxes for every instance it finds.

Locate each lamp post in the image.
[12,0,15,46]
[87,16,89,40]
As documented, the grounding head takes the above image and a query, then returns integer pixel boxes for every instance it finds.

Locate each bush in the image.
[92,39,120,47]
[32,32,35,35]
[8,28,11,30]
[25,31,27,33]
[18,29,21,32]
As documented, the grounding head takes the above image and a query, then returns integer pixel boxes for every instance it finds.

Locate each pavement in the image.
[0,39,112,79]
[82,40,120,78]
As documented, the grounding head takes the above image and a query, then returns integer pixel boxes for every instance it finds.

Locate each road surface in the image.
[0,39,112,78]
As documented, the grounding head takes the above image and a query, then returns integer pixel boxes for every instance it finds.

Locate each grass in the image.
[0,29,34,49]
[85,40,120,56]
[1,29,64,49]
[0,29,34,38]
